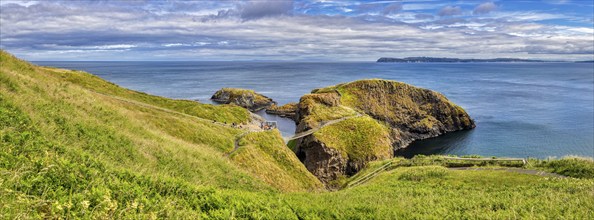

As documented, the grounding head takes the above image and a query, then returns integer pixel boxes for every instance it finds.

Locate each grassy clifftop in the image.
[314,116,392,167]
[314,79,474,133]
[0,50,266,187]
[0,51,321,217]
[36,67,252,125]
[296,92,359,129]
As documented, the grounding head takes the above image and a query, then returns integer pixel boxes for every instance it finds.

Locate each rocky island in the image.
[213,80,476,185]
[211,88,300,120]
[377,57,544,63]
[291,79,475,184]
[211,88,275,111]
[265,102,298,120]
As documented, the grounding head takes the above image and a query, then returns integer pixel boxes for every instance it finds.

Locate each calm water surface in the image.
[35,61,594,159]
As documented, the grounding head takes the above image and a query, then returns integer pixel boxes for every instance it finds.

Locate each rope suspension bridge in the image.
[284,113,362,142]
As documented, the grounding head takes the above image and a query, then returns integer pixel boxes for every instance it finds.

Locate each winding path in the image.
[89,90,265,158]
[226,131,254,157]
[89,90,234,127]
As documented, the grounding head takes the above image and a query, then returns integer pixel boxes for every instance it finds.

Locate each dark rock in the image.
[265,102,298,121]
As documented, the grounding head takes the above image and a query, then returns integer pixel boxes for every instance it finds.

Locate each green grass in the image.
[283,167,594,219]
[0,50,317,217]
[38,67,251,124]
[399,154,527,168]
[314,79,474,130]
[529,156,594,178]
[266,102,298,115]
[314,116,392,164]
[0,94,252,218]
[305,103,358,125]
[345,155,531,188]
[286,139,297,152]
[298,92,358,128]
[0,51,267,190]
[268,102,297,111]
[230,130,323,192]
[3,50,594,218]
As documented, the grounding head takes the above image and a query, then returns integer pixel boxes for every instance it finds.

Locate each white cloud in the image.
[486,11,570,22]
[90,44,137,49]
[163,43,185,47]
[0,0,592,61]
[402,3,444,11]
[0,0,38,7]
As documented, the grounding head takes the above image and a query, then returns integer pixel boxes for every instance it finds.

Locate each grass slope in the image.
[2,51,593,218]
[0,51,321,218]
[314,116,392,164]
[284,166,594,219]
[230,130,323,192]
[39,67,251,124]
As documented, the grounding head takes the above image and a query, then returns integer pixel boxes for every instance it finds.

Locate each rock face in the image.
[295,134,347,184]
[293,79,475,184]
[211,88,275,111]
[265,102,298,121]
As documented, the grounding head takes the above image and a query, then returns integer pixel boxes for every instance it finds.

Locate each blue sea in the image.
[34,61,594,159]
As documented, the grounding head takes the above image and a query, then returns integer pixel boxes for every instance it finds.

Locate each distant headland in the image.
[377,57,594,63]
[377,57,546,63]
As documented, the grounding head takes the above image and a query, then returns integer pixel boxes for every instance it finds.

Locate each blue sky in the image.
[1,0,593,61]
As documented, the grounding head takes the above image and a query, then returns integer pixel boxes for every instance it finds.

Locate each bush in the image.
[534,157,594,178]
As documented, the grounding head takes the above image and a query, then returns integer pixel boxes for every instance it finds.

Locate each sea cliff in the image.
[292,79,475,183]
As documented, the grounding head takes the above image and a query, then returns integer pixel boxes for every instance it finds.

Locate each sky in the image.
[0,0,593,61]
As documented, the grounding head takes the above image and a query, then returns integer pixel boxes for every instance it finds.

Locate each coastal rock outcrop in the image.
[265,102,298,120]
[211,88,275,111]
[293,79,475,184]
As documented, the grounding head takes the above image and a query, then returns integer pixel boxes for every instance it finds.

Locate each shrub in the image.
[534,157,594,178]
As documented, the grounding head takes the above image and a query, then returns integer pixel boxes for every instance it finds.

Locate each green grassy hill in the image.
[0,50,322,217]
[2,51,593,219]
